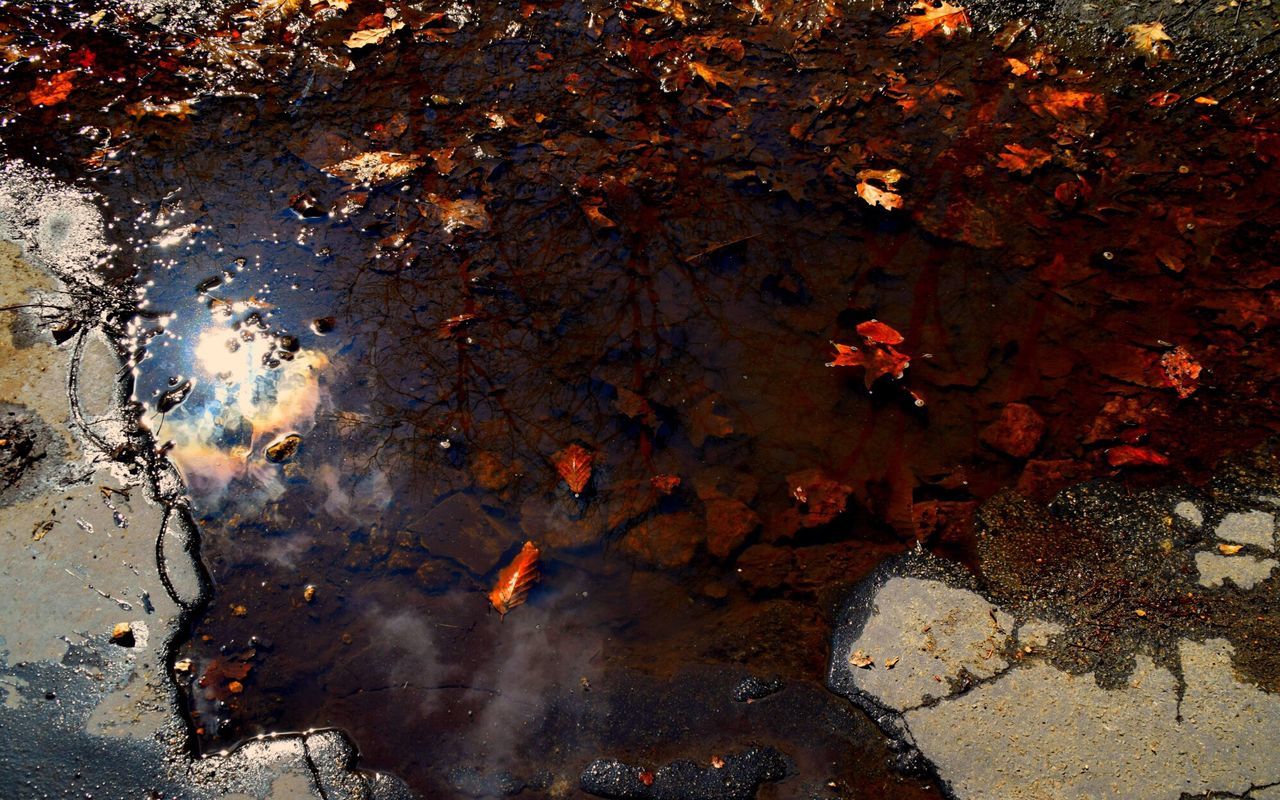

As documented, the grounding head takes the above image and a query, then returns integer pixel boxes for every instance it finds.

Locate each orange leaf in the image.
[856,319,904,345]
[890,1,971,41]
[488,541,540,617]
[650,474,681,494]
[29,70,77,107]
[856,181,902,209]
[554,443,593,494]
[1028,86,1106,122]
[1160,346,1201,399]
[996,143,1051,175]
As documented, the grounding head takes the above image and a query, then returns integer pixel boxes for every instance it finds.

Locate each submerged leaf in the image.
[322,151,423,185]
[554,443,594,494]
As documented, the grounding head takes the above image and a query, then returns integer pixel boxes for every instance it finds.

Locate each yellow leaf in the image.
[1218,543,1244,555]
[322,151,423,184]
[1126,21,1174,64]
[849,649,873,668]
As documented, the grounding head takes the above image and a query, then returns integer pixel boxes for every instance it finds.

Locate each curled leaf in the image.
[849,649,873,668]
[890,1,971,40]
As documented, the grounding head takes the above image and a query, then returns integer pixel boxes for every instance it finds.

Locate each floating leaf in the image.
[1218,543,1244,556]
[554,443,594,494]
[488,541,540,617]
[890,1,971,41]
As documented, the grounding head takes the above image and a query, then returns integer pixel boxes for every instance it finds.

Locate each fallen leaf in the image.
[1147,91,1181,108]
[688,394,734,447]
[1127,21,1174,65]
[1106,445,1170,468]
[884,656,900,669]
[690,61,731,90]
[856,181,903,210]
[890,1,971,40]
[29,70,76,107]
[651,474,681,494]
[125,97,198,119]
[554,443,594,494]
[997,143,1051,175]
[632,0,693,22]
[1160,346,1201,399]
[344,20,404,49]
[638,770,655,787]
[1028,86,1106,122]
[1218,543,1244,555]
[429,195,491,233]
[488,541,540,617]
[849,649,873,668]
[322,151,423,185]
[856,319,905,345]
[258,0,304,19]
[855,168,905,210]
[711,755,726,769]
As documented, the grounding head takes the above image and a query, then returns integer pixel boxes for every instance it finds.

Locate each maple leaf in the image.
[29,71,76,107]
[996,143,1051,175]
[827,341,910,389]
[890,1,971,41]
[1127,21,1173,65]
[554,444,593,494]
[488,541,540,617]
[1160,345,1201,399]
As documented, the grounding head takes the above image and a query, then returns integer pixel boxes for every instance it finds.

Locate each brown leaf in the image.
[849,649,873,668]
[488,541,540,616]
[344,20,404,49]
[322,151,423,185]
[554,444,594,494]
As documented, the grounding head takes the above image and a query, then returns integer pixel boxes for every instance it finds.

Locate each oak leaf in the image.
[890,1,971,41]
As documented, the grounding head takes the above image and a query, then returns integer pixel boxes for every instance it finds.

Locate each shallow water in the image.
[2,0,1279,796]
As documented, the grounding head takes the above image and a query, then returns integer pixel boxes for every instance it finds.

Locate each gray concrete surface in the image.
[0,163,412,800]
[829,480,1280,799]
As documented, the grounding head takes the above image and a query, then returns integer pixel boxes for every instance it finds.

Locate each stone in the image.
[619,513,700,569]
[979,403,1045,459]
[413,494,509,575]
[703,495,759,559]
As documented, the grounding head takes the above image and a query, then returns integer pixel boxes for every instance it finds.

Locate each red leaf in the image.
[553,443,593,494]
[488,541,540,617]
[650,474,681,494]
[1107,445,1170,468]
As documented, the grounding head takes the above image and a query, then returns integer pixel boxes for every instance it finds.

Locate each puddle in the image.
[2,0,1279,796]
